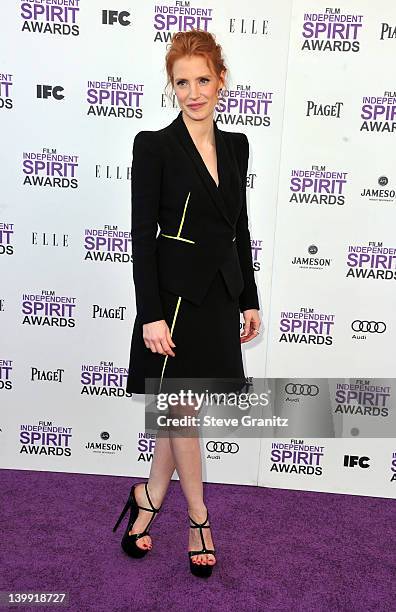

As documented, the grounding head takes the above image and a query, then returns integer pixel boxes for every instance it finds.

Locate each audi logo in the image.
[351,320,386,333]
[285,384,319,396]
[206,441,239,454]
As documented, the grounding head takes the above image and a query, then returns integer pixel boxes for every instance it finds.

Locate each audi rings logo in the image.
[206,441,239,454]
[285,383,319,396]
[351,320,386,333]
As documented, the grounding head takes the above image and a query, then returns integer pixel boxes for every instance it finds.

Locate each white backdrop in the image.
[1,0,395,499]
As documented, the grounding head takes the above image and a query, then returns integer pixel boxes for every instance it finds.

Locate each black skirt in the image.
[126,268,247,396]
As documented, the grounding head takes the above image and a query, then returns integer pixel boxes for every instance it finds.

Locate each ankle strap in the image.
[136,482,161,513]
[188,510,209,528]
[145,482,155,510]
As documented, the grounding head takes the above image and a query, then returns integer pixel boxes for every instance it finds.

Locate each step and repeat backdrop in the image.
[1,0,395,499]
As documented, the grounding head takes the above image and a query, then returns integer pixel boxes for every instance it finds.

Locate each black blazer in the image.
[131,110,260,325]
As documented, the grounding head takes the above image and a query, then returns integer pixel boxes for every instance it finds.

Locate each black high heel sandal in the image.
[113,482,161,558]
[188,510,216,578]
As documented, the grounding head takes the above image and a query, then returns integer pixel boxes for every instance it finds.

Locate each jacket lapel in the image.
[171,111,234,228]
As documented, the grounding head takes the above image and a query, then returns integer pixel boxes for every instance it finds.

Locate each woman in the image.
[113,30,261,578]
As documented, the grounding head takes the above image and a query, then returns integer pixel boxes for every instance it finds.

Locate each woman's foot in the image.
[128,482,161,551]
[188,505,216,567]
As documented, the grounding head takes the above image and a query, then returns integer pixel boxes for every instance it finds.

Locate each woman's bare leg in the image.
[128,432,175,550]
[168,400,216,567]
[169,435,216,566]
[128,400,215,565]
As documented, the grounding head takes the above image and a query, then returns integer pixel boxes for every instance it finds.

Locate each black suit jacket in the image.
[131,110,260,325]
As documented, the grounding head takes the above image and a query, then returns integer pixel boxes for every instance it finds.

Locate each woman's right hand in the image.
[143,320,176,356]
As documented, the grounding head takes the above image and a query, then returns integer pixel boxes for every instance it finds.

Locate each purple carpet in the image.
[1,469,394,612]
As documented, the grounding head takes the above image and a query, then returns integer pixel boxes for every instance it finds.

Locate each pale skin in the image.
[130,55,261,567]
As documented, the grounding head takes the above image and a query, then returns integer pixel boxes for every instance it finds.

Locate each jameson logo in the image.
[334,380,390,418]
[19,421,72,456]
[22,148,79,188]
[22,290,76,327]
[85,432,123,454]
[87,77,143,119]
[361,175,396,202]
[302,7,363,52]
[81,361,131,397]
[84,226,132,263]
[216,84,273,127]
[360,93,396,133]
[346,241,396,280]
[153,2,213,42]
[20,0,80,36]
[290,165,347,206]
[279,307,335,346]
[291,245,332,270]
[270,440,325,476]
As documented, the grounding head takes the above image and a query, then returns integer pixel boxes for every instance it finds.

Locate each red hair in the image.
[165,29,227,91]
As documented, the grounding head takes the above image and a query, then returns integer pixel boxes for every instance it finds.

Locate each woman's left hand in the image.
[240,309,261,343]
